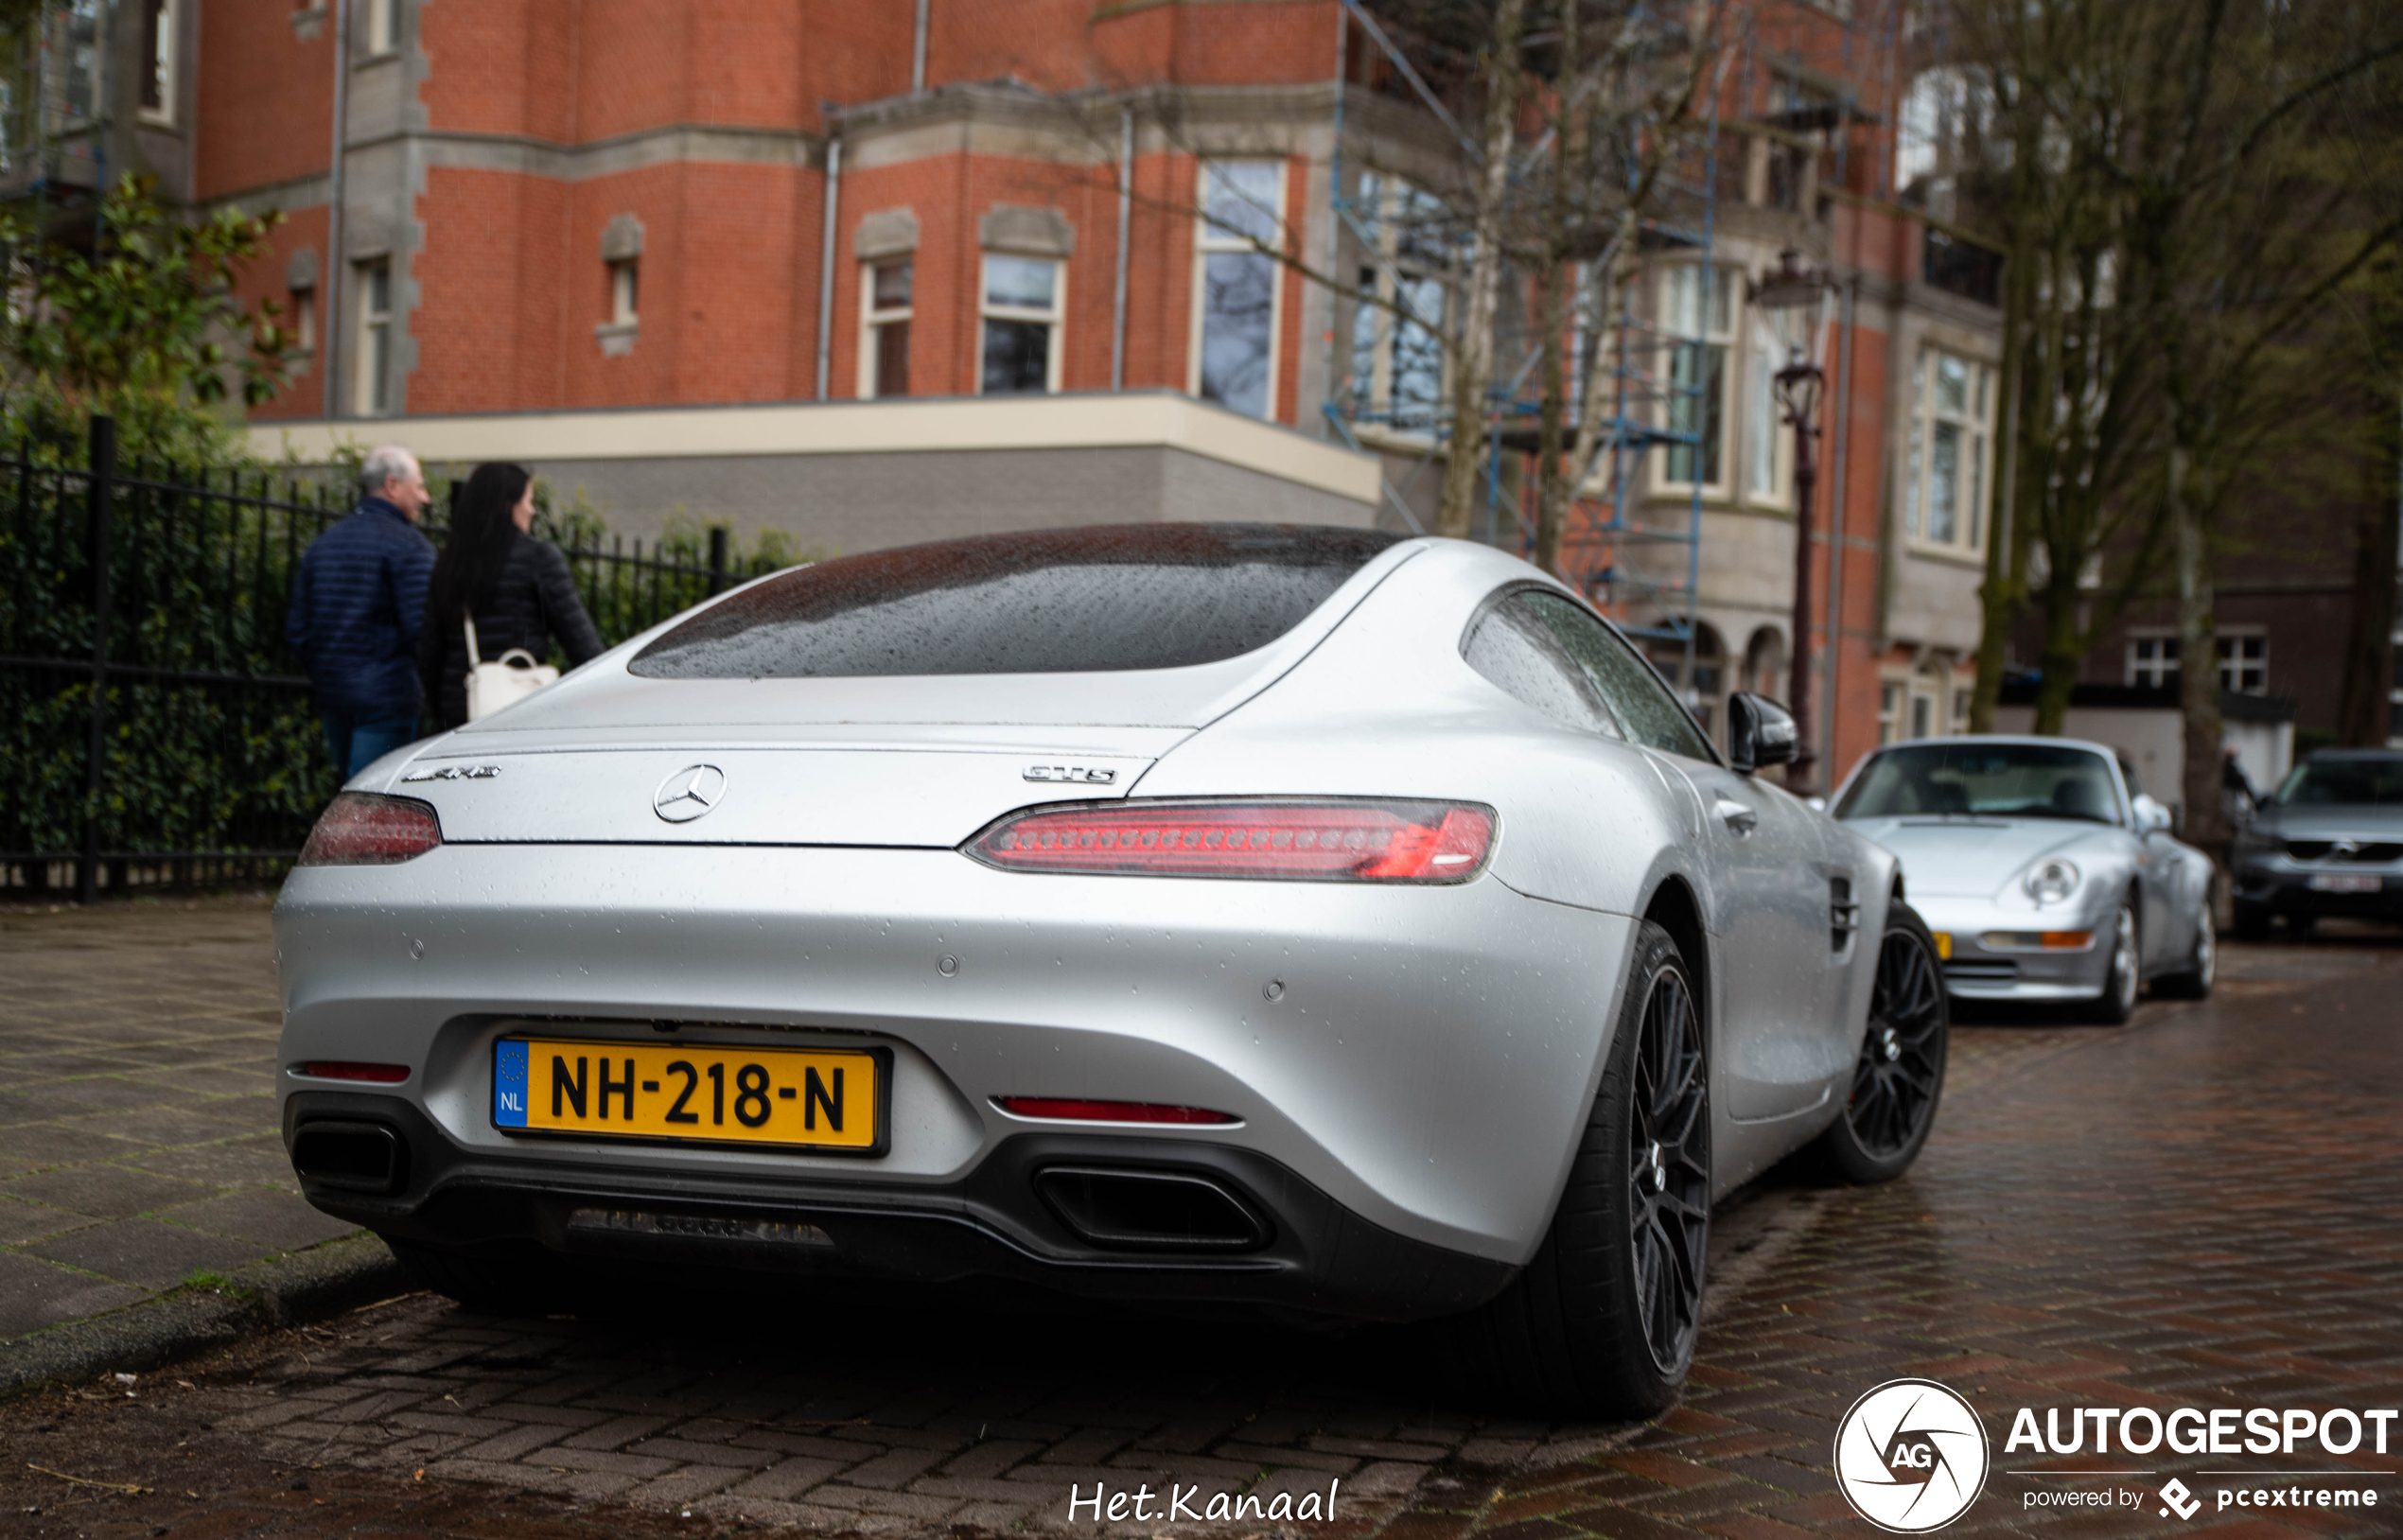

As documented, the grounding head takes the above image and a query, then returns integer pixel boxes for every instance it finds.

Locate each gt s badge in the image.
[402,763,502,781]
[1025,764,1117,784]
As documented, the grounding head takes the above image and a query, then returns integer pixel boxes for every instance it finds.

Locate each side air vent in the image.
[1034,1166,1270,1252]
[1830,877,1861,952]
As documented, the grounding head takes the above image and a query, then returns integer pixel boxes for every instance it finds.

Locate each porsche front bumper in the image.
[1908,896,2113,1002]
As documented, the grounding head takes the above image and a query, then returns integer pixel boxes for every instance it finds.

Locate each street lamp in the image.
[1752,249,1830,791]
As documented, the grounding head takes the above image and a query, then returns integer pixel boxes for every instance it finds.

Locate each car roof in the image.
[2302,748,2403,761]
[1867,734,2121,761]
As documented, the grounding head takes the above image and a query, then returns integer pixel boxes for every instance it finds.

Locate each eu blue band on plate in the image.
[494,1039,529,1127]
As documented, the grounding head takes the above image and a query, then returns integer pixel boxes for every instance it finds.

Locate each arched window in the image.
[1644,623,1726,739]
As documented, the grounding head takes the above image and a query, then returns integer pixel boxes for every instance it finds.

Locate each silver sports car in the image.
[275,524,1947,1416]
[1832,736,2215,1022]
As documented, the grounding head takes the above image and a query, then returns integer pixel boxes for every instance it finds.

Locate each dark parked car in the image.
[2229,750,2403,936]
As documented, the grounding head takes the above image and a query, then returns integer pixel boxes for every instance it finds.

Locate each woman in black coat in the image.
[416,463,605,730]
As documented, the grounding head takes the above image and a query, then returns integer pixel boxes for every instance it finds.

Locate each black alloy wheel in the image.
[1817,901,1949,1183]
[1626,954,1711,1376]
[1445,921,1711,1419]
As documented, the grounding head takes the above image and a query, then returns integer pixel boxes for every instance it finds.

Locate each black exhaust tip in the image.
[1034,1165,1269,1252]
[290,1121,405,1194]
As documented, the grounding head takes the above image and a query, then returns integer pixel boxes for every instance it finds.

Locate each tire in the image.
[2151,902,2216,1000]
[1815,900,1949,1184]
[384,1236,553,1316]
[2231,899,2271,941]
[2076,903,2141,1024]
[1444,921,1709,1420]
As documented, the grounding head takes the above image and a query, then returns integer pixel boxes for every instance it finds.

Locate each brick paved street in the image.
[0,906,2396,1539]
[0,899,358,1342]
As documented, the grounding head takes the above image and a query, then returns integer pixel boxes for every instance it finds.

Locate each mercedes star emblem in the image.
[653,764,728,823]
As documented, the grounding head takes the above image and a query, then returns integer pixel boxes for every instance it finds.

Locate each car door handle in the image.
[1713,797,1758,834]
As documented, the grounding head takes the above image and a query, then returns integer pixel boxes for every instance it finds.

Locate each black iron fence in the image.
[1,416,763,901]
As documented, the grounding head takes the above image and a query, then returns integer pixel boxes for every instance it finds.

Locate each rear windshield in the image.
[629,523,1401,679]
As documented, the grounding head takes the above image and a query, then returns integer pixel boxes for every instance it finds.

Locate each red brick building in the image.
[50,0,2016,789]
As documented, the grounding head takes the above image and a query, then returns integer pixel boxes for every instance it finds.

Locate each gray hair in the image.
[359,445,418,496]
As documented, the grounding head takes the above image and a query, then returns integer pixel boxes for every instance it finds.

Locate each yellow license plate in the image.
[1931,931,1954,959]
[494,1037,886,1155]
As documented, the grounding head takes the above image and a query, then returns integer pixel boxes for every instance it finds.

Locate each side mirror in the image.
[1727,692,1797,776]
[2131,793,2172,835]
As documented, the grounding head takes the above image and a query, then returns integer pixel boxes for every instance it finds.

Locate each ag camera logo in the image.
[1834,1379,1991,1532]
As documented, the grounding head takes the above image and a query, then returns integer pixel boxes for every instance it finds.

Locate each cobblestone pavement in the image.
[0,908,2396,1540]
[0,899,357,1343]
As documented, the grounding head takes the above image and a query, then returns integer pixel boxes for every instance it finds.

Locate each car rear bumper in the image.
[273,843,1633,1293]
[282,1089,1515,1322]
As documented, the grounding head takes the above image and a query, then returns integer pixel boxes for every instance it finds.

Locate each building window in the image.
[290,285,316,354]
[980,254,1061,394]
[1192,161,1285,420]
[355,260,393,414]
[2219,632,2267,694]
[2128,632,2178,688]
[2126,631,2270,694]
[65,0,101,120]
[608,258,639,326]
[1878,679,1904,744]
[1904,346,1994,554]
[861,257,911,398]
[1660,264,1733,491]
[1345,172,1448,435]
[139,0,174,124]
[364,0,399,55]
[1950,684,1971,735]
[1746,332,1779,500]
[1644,624,1725,740]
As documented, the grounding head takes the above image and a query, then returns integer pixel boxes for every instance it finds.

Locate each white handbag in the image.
[463,616,559,721]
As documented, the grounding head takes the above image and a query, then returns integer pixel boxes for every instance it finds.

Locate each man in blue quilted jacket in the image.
[286,445,436,777]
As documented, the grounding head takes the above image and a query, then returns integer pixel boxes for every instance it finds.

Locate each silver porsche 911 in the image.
[1832,736,2216,1023]
[274,524,1947,1416]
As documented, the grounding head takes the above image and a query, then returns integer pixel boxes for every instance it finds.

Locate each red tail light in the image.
[995,1096,1238,1126]
[300,1061,411,1083]
[297,793,442,866]
[966,798,1496,883]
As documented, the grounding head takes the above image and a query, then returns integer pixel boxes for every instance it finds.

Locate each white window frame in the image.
[977,254,1063,395]
[355,260,393,415]
[1743,318,1794,508]
[2218,628,2268,695]
[857,256,912,399]
[137,0,175,126]
[1345,171,1450,440]
[1188,160,1287,421]
[364,0,400,56]
[1877,675,1905,744]
[608,258,639,327]
[1903,344,1995,557]
[2126,629,2178,688]
[1656,263,1736,497]
[290,284,316,355]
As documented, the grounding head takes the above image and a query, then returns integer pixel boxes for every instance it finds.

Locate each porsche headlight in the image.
[2022,858,2081,906]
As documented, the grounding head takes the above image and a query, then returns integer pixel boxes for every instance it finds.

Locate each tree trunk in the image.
[1436,0,1526,540]
[2170,446,2227,849]
[2336,393,2401,747]
[2031,571,2083,734]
